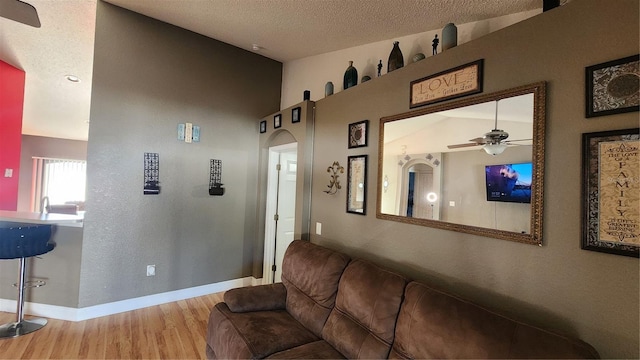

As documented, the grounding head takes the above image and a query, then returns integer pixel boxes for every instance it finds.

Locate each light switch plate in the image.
[316,222,322,235]
[4,169,13,178]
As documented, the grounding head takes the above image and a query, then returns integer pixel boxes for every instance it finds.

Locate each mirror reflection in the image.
[378,83,545,244]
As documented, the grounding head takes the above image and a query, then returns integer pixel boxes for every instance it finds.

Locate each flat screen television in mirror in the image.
[485,162,532,203]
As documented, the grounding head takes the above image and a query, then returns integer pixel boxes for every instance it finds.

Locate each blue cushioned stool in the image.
[0,224,55,338]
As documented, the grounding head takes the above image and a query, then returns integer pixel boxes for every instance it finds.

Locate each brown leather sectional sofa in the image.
[206,240,599,359]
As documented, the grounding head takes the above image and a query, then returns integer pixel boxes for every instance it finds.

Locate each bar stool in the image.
[0,224,55,338]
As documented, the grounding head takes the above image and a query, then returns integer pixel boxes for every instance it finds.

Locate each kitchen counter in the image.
[0,210,84,227]
[0,210,84,309]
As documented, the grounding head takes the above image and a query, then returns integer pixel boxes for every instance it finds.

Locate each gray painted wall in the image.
[18,135,87,211]
[309,1,639,358]
[79,2,281,307]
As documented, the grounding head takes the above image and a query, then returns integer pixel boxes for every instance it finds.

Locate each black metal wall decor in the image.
[209,159,224,196]
[143,152,160,195]
[324,161,344,195]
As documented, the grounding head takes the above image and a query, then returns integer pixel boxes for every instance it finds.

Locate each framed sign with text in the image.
[410,59,483,108]
[582,128,640,257]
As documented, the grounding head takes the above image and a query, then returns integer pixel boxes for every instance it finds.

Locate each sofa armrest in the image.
[224,283,286,312]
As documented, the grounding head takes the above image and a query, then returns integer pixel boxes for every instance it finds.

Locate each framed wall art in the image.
[348,120,368,148]
[585,54,639,118]
[292,107,301,123]
[582,128,639,257]
[410,59,484,108]
[259,120,267,133]
[274,114,282,129]
[347,155,367,215]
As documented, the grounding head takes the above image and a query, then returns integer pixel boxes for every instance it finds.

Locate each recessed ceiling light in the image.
[65,75,81,83]
[252,44,261,51]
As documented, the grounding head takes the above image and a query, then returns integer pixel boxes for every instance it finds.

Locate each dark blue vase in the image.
[343,61,358,89]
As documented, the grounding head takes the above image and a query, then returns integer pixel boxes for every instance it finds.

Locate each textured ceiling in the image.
[105,0,542,62]
[1,0,96,141]
[1,0,543,141]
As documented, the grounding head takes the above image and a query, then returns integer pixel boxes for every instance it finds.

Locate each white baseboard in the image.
[0,276,257,322]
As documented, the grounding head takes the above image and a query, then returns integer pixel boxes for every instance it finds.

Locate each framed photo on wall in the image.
[585,54,639,118]
[274,114,282,129]
[259,120,266,133]
[347,155,367,215]
[348,120,368,148]
[582,128,639,257]
[292,107,301,123]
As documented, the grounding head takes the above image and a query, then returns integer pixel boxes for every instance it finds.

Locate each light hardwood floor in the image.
[0,292,223,359]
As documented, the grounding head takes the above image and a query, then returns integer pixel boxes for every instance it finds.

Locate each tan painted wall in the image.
[309,1,639,358]
[281,9,541,109]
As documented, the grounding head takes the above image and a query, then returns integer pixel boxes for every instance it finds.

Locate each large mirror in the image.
[377,82,545,245]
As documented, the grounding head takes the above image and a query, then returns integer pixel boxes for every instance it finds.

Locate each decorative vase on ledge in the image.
[387,41,404,72]
[325,81,334,96]
[343,61,358,90]
[442,23,458,50]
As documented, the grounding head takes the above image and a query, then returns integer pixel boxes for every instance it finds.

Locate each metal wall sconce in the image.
[324,161,344,195]
[143,152,160,195]
[209,159,224,196]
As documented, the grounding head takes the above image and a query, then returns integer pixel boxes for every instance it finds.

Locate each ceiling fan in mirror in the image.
[0,0,40,28]
[447,100,531,156]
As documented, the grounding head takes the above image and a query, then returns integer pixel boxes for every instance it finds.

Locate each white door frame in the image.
[263,142,297,284]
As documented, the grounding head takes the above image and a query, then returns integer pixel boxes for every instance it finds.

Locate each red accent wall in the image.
[0,61,25,211]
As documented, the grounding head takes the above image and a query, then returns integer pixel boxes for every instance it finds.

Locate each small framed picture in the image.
[274,114,282,129]
[259,120,267,133]
[347,155,367,215]
[348,120,369,148]
[292,107,301,123]
[586,54,639,118]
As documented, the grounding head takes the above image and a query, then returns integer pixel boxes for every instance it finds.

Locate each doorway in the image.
[263,143,297,284]
[401,162,436,219]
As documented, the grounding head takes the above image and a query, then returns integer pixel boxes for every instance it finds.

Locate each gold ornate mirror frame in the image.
[377,82,546,245]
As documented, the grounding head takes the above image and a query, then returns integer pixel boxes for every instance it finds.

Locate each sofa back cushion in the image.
[390,281,600,359]
[281,240,351,337]
[322,259,408,359]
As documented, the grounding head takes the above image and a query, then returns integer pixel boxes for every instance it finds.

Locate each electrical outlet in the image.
[146,264,156,276]
[316,222,322,235]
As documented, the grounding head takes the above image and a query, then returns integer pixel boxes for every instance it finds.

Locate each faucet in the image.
[40,196,50,214]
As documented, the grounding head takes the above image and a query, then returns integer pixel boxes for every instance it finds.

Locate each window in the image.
[31,157,87,212]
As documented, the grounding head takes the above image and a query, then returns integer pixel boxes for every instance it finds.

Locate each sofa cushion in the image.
[224,283,286,312]
[281,240,351,337]
[207,302,319,359]
[266,340,345,359]
[390,281,600,359]
[322,259,408,359]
